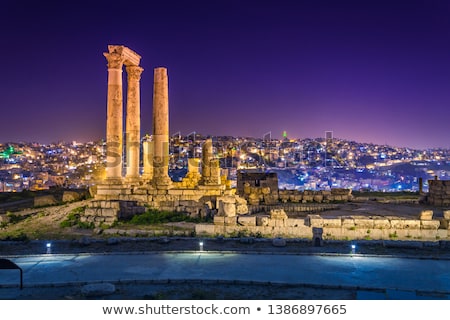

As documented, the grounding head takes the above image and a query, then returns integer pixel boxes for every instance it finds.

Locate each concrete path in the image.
[1,252,449,298]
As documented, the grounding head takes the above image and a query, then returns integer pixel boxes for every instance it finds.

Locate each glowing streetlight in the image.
[46,242,52,254]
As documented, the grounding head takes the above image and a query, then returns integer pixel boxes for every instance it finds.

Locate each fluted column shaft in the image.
[125,65,144,181]
[152,67,172,187]
[104,52,125,182]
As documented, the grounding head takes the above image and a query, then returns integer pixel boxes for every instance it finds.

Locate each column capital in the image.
[126,65,144,82]
[103,52,125,69]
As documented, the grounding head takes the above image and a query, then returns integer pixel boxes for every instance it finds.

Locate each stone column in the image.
[201,138,213,182]
[201,138,221,185]
[125,65,144,182]
[152,67,172,187]
[103,50,125,182]
[142,136,153,181]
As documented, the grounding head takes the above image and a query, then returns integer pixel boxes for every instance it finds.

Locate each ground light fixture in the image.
[46,242,52,254]
[199,241,204,252]
[351,244,356,254]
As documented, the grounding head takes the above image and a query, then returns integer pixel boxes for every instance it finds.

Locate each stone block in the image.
[34,195,58,207]
[261,187,271,195]
[373,219,391,229]
[236,203,249,214]
[419,210,433,220]
[313,195,324,202]
[390,219,420,229]
[267,219,286,227]
[62,191,82,202]
[110,201,121,209]
[307,214,323,227]
[444,210,450,220]
[341,218,355,228]
[133,188,149,195]
[353,218,374,228]
[101,208,119,217]
[322,217,342,228]
[237,216,256,226]
[256,215,270,226]
[213,215,236,226]
[248,193,260,205]
[218,201,236,217]
[285,218,306,227]
[264,194,279,205]
[420,220,440,230]
[168,189,184,196]
[331,188,351,195]
[270,208,288,220]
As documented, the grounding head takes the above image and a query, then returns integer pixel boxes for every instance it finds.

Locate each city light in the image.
[0,136,449,193]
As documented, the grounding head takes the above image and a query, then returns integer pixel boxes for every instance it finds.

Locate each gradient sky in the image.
[1,0,450,149]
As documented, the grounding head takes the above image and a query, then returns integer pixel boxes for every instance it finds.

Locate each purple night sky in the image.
[1,0,450,149]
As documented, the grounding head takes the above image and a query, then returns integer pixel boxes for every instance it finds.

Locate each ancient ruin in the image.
[103,45,143,183]
[85,45,246,225]
[83,45,450,243]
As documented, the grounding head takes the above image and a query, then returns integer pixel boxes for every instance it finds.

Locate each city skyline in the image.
[1,0,450,149]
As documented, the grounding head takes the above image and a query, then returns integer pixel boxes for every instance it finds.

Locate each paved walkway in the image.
[1,252,449,299]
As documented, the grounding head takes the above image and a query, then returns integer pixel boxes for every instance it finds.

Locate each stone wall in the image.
[237,171,279,205]
[247,203,338,214]
[427,179,450,206]
[278,189,352,203]
[85,184,249,226]
[83,200,146,225]
[240,186,353,206]
[196,209,450,241]
[34,195,58,207]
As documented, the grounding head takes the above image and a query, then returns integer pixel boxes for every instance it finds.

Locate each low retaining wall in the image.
[197,213,450,241]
